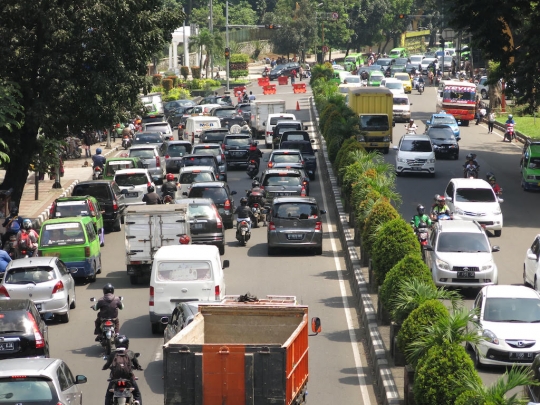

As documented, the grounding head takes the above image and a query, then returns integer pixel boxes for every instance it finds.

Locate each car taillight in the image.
[84,247,90,257]
[301,187,306,196]
[213,206,223,229]
[52,281,64,294]
[315,222,322,231]
[156,156,160,166]
[266,131,272,136]
[104,320,114,327]
[215,285,220,300]
[179,234,190,244]
[268,162,273,168]
[113,200,119,211]
[165,155,170,159]
[301,160,304,165]
[221,153,225,161]
[149,286,154,306]
[259,185,264,191]
[0,285,10,298]
[49,201,56,217]
[26,312,45,349]
[224,199,231,210]
[269,222,276,230]
[117,380,127,387]
[253,203,259,208]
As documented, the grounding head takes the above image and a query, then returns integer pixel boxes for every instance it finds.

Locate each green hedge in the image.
[361,199,399,256]
[371,218,421,285]
[414,342,481,405]
[229,69,248,79]
[230,53,249,63]
[379,255,434,316]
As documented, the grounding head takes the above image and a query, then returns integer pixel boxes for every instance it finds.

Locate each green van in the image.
[330,71,341,85]
[38,217,102,282]
[389,48,408,58]
[343,53,364,71]
[521,144,540,191]
[103,157,144,180]
[368,70,384,87]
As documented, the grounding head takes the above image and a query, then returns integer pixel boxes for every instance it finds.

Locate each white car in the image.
[524,234,540,290]
[409,54,424,65]
[393,95,412,122]
[469,285,540,367]
[380,78,405,95]
[143,121,174,140]
[342,75,361,84]
[424,220,499,288]
[444,178,503,236]
[114,168,156,205]
[420,58,438,74]
[178,166,217,198]
[393,134,435,176]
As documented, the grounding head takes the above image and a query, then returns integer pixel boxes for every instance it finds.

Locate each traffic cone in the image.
[296,101,300,111]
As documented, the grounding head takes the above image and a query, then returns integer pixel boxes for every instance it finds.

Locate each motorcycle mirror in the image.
[498,197,504,203]
[223,260,230,269]
[446,197,453,203]
[492,245,500,252]
[135,353,140,357]
[90,297,96,302]
[392,145,398,150]
[119,296,124,301]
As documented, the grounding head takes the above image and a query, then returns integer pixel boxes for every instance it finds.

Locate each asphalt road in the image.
[391,85,540,389]
[46,82,378,405]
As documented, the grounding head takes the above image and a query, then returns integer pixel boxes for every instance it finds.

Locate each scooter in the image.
[464,164,479,178]
[122,136,132,150]
[108,378,140,405]
[415,225,429,247]
[262,67,270,77]
[93,165,104,180]
[503,123,515,142]
[418,82,424,94]
[246,159,259,179]
[235,219,251,246]
[91,297,122,355]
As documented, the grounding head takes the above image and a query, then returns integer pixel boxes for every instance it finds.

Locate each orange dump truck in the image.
[163,304,317,405]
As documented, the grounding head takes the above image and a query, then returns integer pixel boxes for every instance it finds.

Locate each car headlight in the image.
[357,136,365,142]
[527,175,535,180]
[397,157,406,163]
[435,258,451,270]
[482,329,499,345]
[481,261,493,271]
[454,207,465,215]
[428,158,435,163]
[493,208,501,215]
[383,136,390,142]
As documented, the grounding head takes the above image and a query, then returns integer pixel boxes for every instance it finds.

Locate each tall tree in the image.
[270,0,317,56]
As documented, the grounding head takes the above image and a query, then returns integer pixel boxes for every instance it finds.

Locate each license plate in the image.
[287,234,304,240]
[457,271,475,278]
[0,342,15,351]
[231,151,243,156]
[43,252,61,257]
[369,143,379,146]
[277,192,291,196]
[36,303,42,311]
[191,224,204,229]
[125,192,138,198]
[509,352,534,360]
[410,167,421,171]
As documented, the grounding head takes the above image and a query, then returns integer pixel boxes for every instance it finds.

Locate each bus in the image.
[436,80,477,126]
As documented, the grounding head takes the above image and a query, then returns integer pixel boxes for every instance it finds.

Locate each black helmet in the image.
[103,283,114,295]
[147,185,155,193]
[10,207,18,216]
[486,171,496,182]
[240,197,248,206]
[252,180,260,189]
[466,153,474,160]
[115,335,129,349]
[416,204,425,215]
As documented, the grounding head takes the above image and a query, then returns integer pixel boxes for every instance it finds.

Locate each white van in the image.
[264,113,296,148]
[393,95,412,122]
[185,116,221,144]
[149,244,229,334]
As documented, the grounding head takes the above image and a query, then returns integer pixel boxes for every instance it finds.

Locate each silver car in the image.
[0,358,87,404]
[114,168,156,205]
[267,196,326,256]
[192,143,228,182]
[260,169,306,203]
[128,145,166,178]
[1,257,76,322]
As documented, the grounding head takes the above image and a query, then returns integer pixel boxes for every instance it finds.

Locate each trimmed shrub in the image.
[230,54,249,79]
[454,391,482,405]
[162,87,191,102]
[309,63,333,84]
[191,66,201,79]
[152,74,162,86]
[162,79,173,92]
[335,138,364,176]
[397,299,448,356]
[168,75,178,87]
[354,187,381,227]
[379,255,434,316]
[180,66,190,80]
[328,137,342,163]
[414,342,481,405]
[230,69,248,79]
[371,218,421,285]
[322,110,343,141]
[361,199,399,256]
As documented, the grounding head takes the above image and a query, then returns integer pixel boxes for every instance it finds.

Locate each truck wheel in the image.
[130,275,138,285]
[462,120,470,127]
[267,246,275,256]
[382,147,389,154]
[112,216,121,232]
[151,322,161,335]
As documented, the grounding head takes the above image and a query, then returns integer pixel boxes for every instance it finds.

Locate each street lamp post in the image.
[226,1,230,91]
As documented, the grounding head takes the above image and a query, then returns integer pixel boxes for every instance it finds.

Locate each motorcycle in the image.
[415,225,429,247]
[93,165,104,180]
[432,213,453,222]
[262,67,270,77]
[246,159,259,179]
[91,297,122,355]
[235,219,251,246]
[122,136,132,150]
[464,163,479,178]
[405,125,417,135]
[3,234,18,259]
[302,70,311,79]
[108,378,140,405]
[504,123,515,142]
[418,82,424,94]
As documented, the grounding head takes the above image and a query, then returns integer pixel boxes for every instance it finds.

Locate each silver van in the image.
[128,144,166,178]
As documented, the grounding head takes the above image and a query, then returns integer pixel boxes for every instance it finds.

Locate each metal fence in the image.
[227,28,273,43]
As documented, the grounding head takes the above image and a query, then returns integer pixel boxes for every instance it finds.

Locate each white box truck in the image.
[250,99,286,138]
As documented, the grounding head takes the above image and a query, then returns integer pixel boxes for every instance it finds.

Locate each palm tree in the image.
[190,29,224,78]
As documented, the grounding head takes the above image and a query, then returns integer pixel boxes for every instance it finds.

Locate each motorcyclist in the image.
[410,204,432,228]
[430,195,452,221]
[240,120,251,134]
[102,335,142,405]
[92,148,106,170]
[0,249,12,275]
[486,172,502,196]
[142,185,162,205]
[405,119,418,133]
[505,114,515,125]
[235,197,254,231]
[504,114,516,141]
[93,284,124,341]
[247,141,263,167]
[463,153,480,177]
[16,219,39,257]
[1,207,23,245]
[161,173,177,200]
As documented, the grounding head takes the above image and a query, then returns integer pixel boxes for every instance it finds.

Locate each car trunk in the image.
[3,267,58,302]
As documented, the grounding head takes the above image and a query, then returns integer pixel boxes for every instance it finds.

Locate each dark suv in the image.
[269,62,301,80]
[426,125,460,159]
[200,95,233,106]
[71,180,126,231]
[223,134,252,167]
[235,103,252,124]
[178,154,222,181]
[187,182,237,229]
[280,140,317,180]
[186,198,226,255]
[0,299,49,359]
[162,140,193,173]
[211,106,244,129]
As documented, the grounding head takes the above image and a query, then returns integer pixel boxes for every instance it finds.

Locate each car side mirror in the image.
[498,197,504,203]
[410,103,413,106]
[320,210,327,215]
[471,315,479,322]
[263,157,269,162]
[69,268,78,274]
[392,145,398,150]
[160,316,169,325]
[392,121,396,127]
[528,253,538,261]
[223,260,230,269]
[445,197,453,203]
[492,245,500,252]
[75,375,87,385]
[426,120,431,125]
[231,190,237,195]
[424,245,434,251]
[456,137,461,142]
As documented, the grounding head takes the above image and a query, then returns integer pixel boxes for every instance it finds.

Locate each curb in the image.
[310,97,401,405]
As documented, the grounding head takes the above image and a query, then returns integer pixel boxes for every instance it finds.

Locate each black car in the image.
[272,121,305,147]
[199,95,233,106]
[162,141,193,174]
[235,103,252,124]
[163,99,196,116]
[178,154,221,180]
[0,299,49,359]
[192,143,228,182]
[426,125,460,159]
[200,128,230,145]
[166,106,192,128]
[269,62,301,80]
[222,134,252,167]
[211,106,244,129]
[72,180,126,231]
[280,140,317,180]
[141,113,165,125]
[132,131,164,145]
[186,198,226,255]
[187,182,237,229]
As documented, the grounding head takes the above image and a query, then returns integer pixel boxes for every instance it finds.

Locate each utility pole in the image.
[209,0,213,78]
[226,1,230,90]
[183,8,188,70]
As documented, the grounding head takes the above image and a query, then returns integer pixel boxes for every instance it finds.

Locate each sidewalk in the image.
[0,139,122,229]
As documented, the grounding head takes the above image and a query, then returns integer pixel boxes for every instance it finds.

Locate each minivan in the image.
[185,116,221,144]
[393,134,435,176]
[389,48,408,58]
[149,244,229,334]
[521,144,540,191]
[264,113,296,148]
[103,157,144,180]
[393,95,412,122]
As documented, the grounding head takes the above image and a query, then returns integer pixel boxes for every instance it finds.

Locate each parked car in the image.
[128,144,166,179]
[71,180,126,232]
[222,133,252,168]
[187,182,237,229]
[0,299,50,359]
[1,257,76,322]
[192,143,228,181]
[186,198,226,255]
[114,168,156,205]
[161,140,193,174]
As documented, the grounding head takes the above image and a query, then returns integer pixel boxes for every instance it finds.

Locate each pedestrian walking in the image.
[299,66,304,81]
[291,69,296,84]
[248,91,256,101]
[82,131,92,158]
[488,110,496,133]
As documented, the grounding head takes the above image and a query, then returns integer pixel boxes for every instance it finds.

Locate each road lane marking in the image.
[310,107,373,405]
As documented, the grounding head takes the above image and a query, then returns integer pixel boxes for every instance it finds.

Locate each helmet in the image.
[96,148,102,154]
[103,283,114,294]
[241,121,247,126]
[466,153,474,160]
[22,219,32,230]
[115,335,130,349]
[10,207,18,216]
[436,195,446,203]
[416,204,425,215]
[147,185,155,193]
[252,180,260,189]
[508,114,513,119]
[240,197,248,206]
[409,119,414,123]
[433,194,440,201]
[166,173,174,181]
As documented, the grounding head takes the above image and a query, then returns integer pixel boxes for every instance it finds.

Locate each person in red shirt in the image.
[486,172,502,196]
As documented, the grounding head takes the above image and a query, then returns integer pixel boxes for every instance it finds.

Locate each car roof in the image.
[271,149,303,154]
[56,195,95,202]
[263,168,302,175]
[402,134,431,141]
[129,144,159,150]
[114,168,150,175]
[224,133,250,138]
[76,180,114,186]
[154,244,219,259]
[42,217,92,226]
[0,298,34,311]
[7,256,57,269]
[182,154,217,160]
[106,157,140,162]
[437,220,484,233]
[428,125,454,130]
[166,140,192,145]
[0,358,60,376]
[179,166,214,173]
[432,113,455,118]
[528,145,540,154]
[193,143,221,148]
[483,285,540,299]
[144,122,168,126]
[273,196,318,204]
[190,181,226,187]
[450,178,492,188]
[275,120,302,126]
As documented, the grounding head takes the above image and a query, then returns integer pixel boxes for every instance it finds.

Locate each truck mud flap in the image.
[164,345,203,405]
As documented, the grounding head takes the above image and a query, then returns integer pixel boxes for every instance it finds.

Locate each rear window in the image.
[189,187,228,203]
[40,222,86,247]
[106,161,134,177]
[270,117,293,125]
[54,201,90,218]
[455,188,496,203]
[180,172,215,183]
[193,147,220,156]
[263,173,301,187]
[129,149,155,159]
[0,378,55,402]
[4,266,56,285]
[214,109,235,118]
[201,131,227,144]
[236,104,251,112]
[182,156,216,167]
[166,144,192,157]
[283,134,308,141]
[133,134,163,144]
[144,124,169,133]
[281,143,313,153]
[142,115,165,124]
[73,184,110,200]
[400,140,432,152]
[188,204,215,219]
[224,137,250,147]
[157,261,212,281]
[272,153,301,164]
[273,202,319,219]
[278,125,300,135]
[0,311,33,333]
[115,173,148,186]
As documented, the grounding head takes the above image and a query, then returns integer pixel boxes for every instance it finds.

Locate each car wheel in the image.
[534,276,538,291]
[494,230,502,237]
[309,173,315,181]
[267,245,276,256]
[151,322,161,335]
[70,290,76,309]
[218,244,225,255]
[524,266,530,287]
[314,245,323,255]
[120,215,125,224]
[454,153,459,160]
[382,147,389,154]
[59,299,70,323]
[265,142,271,148]
[112,215,121,232]
[130,275,138,285]
[473,346,483,369]
[89,262,97,283]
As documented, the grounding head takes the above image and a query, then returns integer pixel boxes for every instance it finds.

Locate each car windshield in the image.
[528,157,540,169]
[385,82,402,89]
[40,222,86,247]
[166,144,191,157]
[179,172,214,183]
[432,116,456,125]
[400,140,432,152]
[157,261,212,282]
[144,124,169,133]
[182,157,215,167]
[437,232,490,253]
[214,109,235,118]
[5,266,56,284]
[189,187,228,203]
[270,117,293,125]
[106,161,135,177]
[274,202,319,219]
[359,115,390,131]
[344,76,360,83]
[428,127,455,140]
[455,188,496,203]
[263,174,302,187]
[483,297,540,322]
[193,147,220,156]
[376,59,392,66]
[188,203,215,219]
[72,184,109,200]
[394,98,409,106]
[281,142,313,154]
[129,149,155,159]
[0,378,55,402]
[54,201,90,218]
[410,56,423,63]
[395,75,409,82]
[272,154,301,163]
[225,137,250,147]
[133,135,162,144]
[370,73,383,80]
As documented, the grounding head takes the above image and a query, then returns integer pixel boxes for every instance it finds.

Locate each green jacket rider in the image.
[411,204,432,228]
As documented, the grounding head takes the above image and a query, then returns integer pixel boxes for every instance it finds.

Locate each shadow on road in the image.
[144,359,164,394]
[120,315,154,339]
[318,296,353,309]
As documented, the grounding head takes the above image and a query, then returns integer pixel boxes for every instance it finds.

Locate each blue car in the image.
[425,112,461,140]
